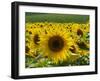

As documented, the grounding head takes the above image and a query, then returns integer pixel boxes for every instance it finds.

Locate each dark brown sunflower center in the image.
[48,36,64,52]
[69,45,76,53]
[77,29,83,36]
[77,42,87,49]
[33,34,40,45]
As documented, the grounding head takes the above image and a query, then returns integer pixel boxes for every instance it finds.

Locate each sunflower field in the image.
[25,13,90,68]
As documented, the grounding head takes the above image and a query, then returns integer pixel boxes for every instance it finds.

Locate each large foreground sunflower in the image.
[40,25,73,64]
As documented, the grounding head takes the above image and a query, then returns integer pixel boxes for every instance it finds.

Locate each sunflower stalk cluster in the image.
[25,22,90,68]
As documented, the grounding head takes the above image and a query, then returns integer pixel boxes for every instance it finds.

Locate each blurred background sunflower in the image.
[25,23,44,58]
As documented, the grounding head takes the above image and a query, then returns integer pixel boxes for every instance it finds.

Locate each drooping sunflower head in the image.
[40,25,73,64]
[71,23,90,37]
[71,23,83,37]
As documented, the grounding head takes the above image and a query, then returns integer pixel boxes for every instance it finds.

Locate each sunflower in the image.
[65,23,72,30]
[25,23,44,57]
[81,22,90,33]
[71,23,90,37]
[40,25,73,64]
[70,23,82,37]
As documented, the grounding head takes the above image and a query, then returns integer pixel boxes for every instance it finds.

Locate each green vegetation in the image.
[25,12,89,23]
